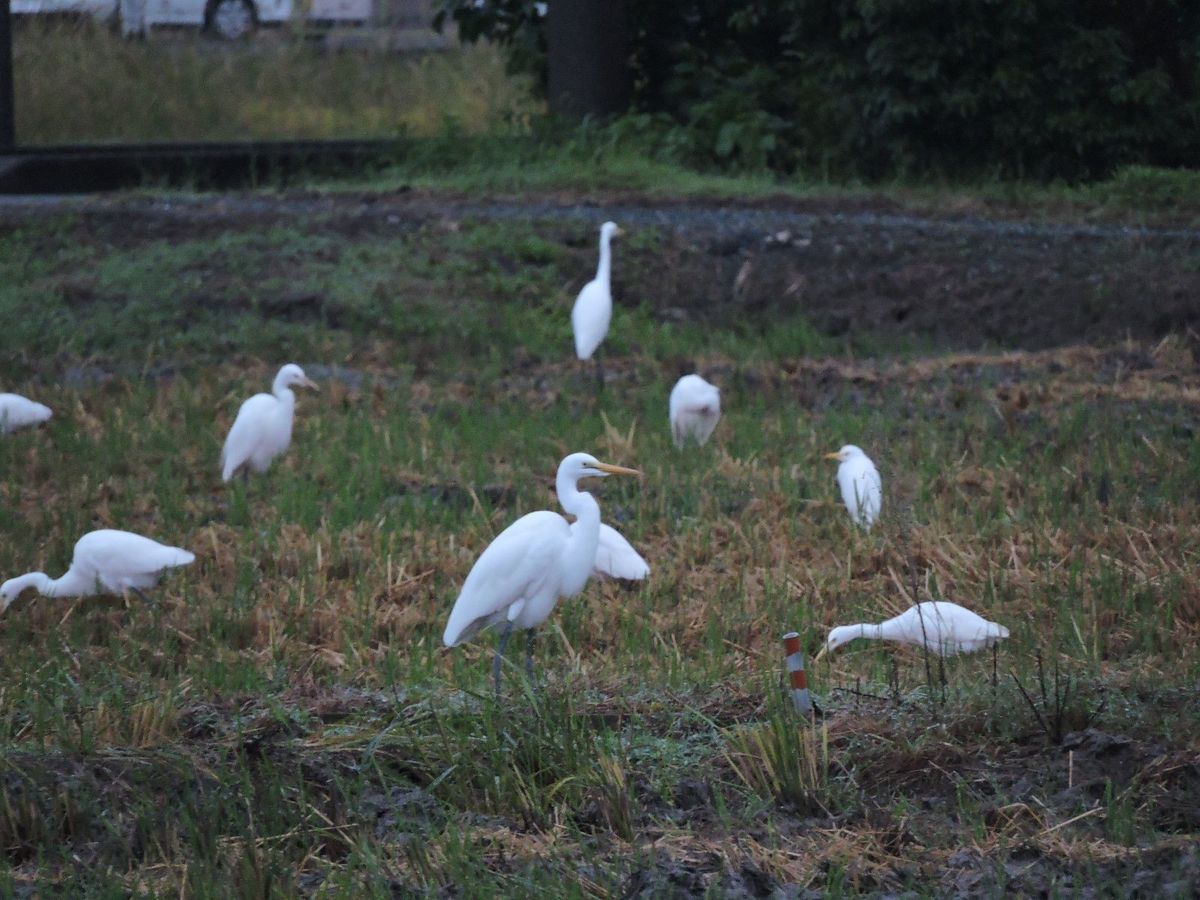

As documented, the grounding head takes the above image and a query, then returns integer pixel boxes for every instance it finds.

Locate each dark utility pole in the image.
[546,0,632,119]
[0,0,13,150]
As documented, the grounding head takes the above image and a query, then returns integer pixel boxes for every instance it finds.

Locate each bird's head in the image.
[0,577,31,611]
[824,444,863,463]
[559,452,641,484]
[600,221,624,241]
[813,625,858,661]
[276,364,319,392]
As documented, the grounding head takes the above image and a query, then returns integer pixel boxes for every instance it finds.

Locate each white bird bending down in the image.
[669,374,721,448]
[443,453,641,692]
[0,393,52,435]
[825,444,882,529]
[221,364,318,483]
[816,601,1010,660]
[571,221,623,365]
[1,529,195,611]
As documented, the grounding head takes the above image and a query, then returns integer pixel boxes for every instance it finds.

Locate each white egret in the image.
[1,529,195,611]
[816,601,1009,660]
[825,444,882,529]
[221,364,318,482]
[0,393,52,435]
[571,222,623,369]
[443,452,641,692]
[669,374,721,448]
[589,522,650,580]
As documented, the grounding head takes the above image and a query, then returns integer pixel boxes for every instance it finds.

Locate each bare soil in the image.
[4,190,1199,351]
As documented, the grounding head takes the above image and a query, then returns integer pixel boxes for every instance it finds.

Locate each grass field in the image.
[0,201,1198,895]
[15,21,537,144]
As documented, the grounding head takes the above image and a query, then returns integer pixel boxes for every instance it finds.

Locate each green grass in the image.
[15,21,537,144]
[0,207,1197,894]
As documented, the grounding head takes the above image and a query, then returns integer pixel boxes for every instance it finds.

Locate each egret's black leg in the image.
[131,587,152,605]
[593,353,605,394]
[494,621,515,696]
[525,630,536,684]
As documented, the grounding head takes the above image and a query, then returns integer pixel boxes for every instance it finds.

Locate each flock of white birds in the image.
[0,220,1009,692]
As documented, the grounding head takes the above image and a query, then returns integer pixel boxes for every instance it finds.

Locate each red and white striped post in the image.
[783,632,813,716]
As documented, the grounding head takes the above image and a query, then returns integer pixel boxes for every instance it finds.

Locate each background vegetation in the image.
[15,22,537,143]
[440,0,1200,180]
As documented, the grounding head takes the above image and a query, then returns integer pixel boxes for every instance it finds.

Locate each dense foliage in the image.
[435,0,1200,180]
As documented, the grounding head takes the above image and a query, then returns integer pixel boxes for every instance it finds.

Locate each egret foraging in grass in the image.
[0,393,52,435]
[571,222,623,382]
[825,444,882,529]
[221,364,318,482]
[669,374,721,448]
[443,453,641,692]
[0,529,195,611]
[815,601,1009,660]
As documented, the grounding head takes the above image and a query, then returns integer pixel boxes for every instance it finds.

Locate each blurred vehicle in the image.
[13,0,117,20]
[13,0,375,40]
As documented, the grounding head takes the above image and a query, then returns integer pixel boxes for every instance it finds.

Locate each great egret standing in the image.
[221,364,318,482]
[815,601,1009,660]
[0,393,52,435]
[1,529,195,610]
[571,222,623,386]
[669,374,721,448]
[443,453,641,692]
[825,444,882,529]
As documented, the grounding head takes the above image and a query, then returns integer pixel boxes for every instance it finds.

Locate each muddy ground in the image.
[4,682,1198,897]
[3,190,1199,352]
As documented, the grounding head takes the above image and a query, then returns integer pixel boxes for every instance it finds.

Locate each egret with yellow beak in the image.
[825,444,882,529]
[443,453,641,692]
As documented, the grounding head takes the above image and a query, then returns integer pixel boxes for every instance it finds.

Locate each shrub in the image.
[435,0,1200,181]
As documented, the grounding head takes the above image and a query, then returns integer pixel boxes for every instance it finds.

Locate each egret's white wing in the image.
[571,279,612,360]
[73,529,195,592]
[897,601,1008,655]
[838,456,882,528]
[443,511,570,646]
[579,522,649,580]
[0,393,52,435]
[221,392,276,480]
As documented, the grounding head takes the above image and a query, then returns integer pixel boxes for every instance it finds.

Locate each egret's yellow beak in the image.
[301,378,320,392]
[595,462,641,477]
[813,645,830,662]
[823,451,844,461]
[613,227,626,238]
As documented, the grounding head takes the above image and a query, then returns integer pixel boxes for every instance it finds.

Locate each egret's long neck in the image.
[272,384,296,409]
[558,472,601,595]
[855,623,886,641]
[595,232,613,284]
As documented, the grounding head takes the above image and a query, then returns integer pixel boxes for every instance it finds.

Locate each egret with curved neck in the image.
[816,601,1009,660]
[221,363,318,483]
[443,452,641,693]
[1,529,195,611]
